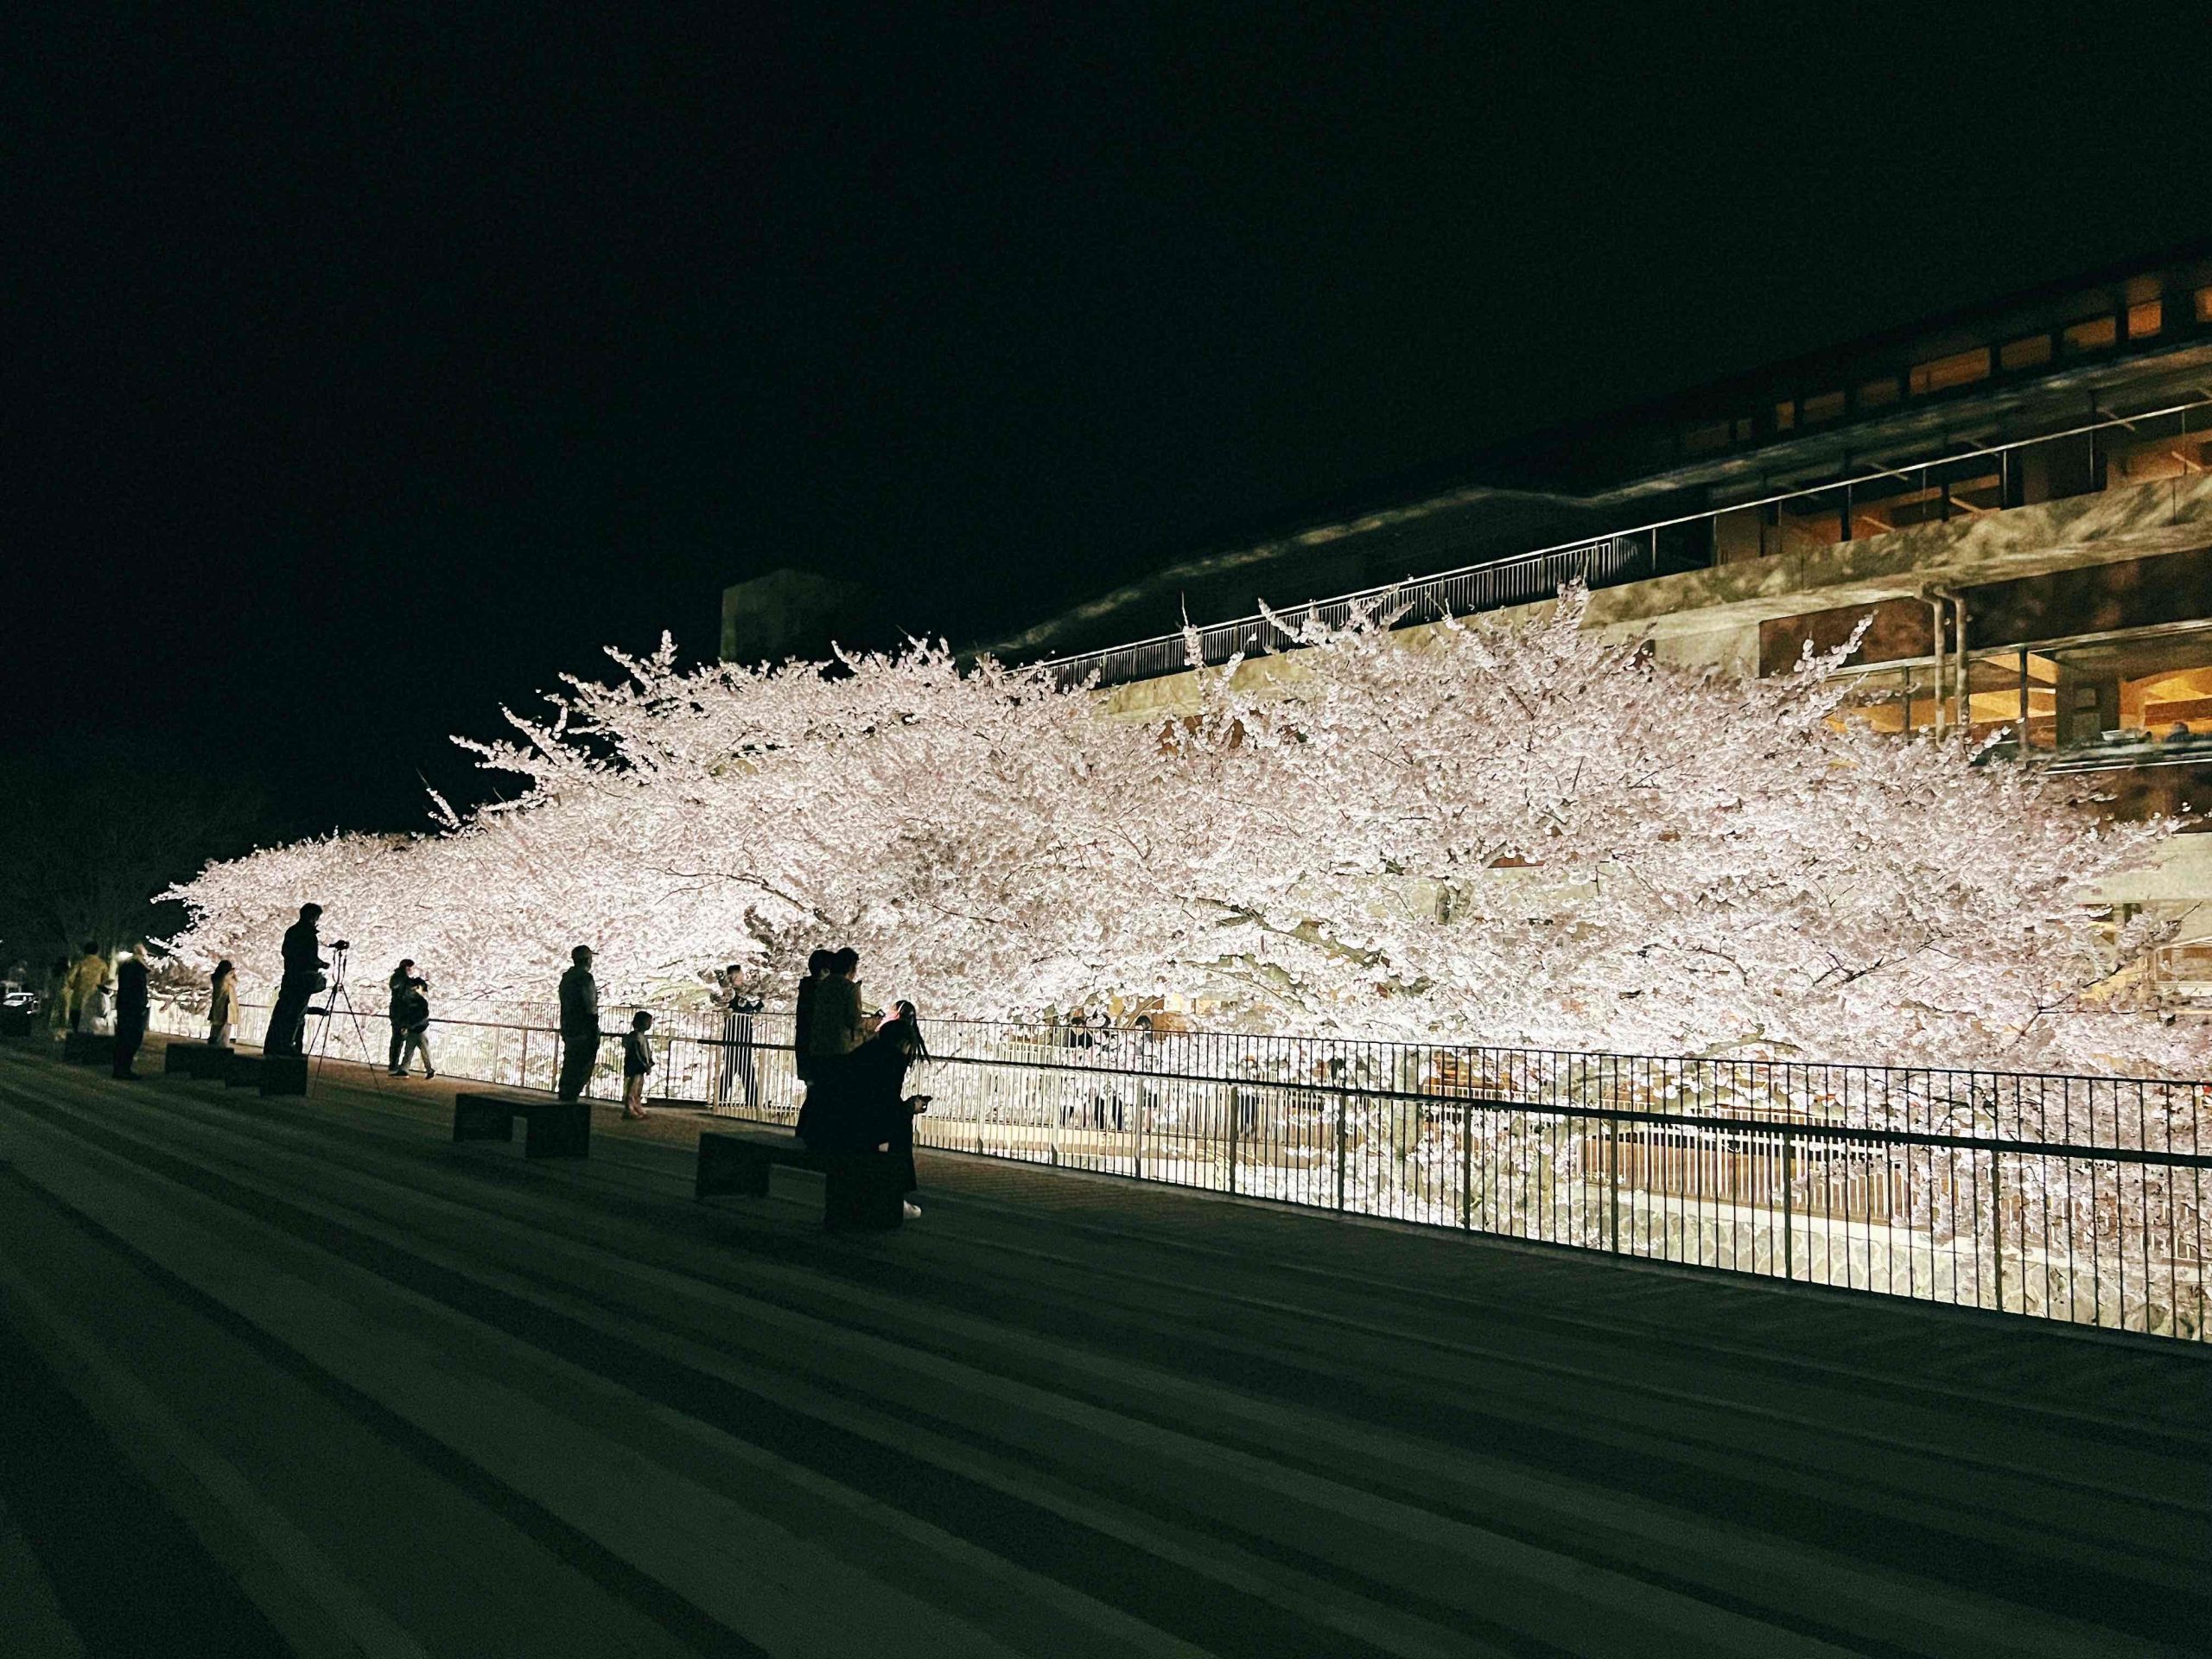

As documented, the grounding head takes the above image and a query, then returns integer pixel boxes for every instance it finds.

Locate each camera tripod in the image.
[306,942,372,1093]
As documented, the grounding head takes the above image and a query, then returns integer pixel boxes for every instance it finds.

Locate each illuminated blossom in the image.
[163,589,2198,1074]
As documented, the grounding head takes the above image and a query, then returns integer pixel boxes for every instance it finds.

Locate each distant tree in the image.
[0,740,266,963]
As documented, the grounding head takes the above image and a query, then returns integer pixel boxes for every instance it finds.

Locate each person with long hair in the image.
[207,958,238,1048]
[842,998,931,1218]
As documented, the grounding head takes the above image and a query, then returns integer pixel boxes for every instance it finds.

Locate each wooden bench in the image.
[695,1127,903,1232]
[453,1092,590,1160]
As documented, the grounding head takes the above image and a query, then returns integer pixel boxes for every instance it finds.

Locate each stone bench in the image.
[695,1127,903,1232]
[181,1044,238,1081]
[62,1030,116,1066]
[257,1054,308,1096]
[453,1092,590,1160]
[213,1052,305,1096]
[163,1041,226,1077]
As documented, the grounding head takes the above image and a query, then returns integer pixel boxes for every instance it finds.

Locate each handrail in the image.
[1027,393,2212,690]
[144,996,2207,1339]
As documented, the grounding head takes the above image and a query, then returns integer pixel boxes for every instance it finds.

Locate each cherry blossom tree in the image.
[161,588,2202,1076]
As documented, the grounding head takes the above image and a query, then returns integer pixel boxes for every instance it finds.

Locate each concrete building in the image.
[983,243,2212,988]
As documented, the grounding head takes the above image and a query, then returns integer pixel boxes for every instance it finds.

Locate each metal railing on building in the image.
[153,997,2209,1343]
[1028,395,2212,694]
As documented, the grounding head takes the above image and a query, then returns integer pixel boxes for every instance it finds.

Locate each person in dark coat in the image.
[111,951,149,1078]
[264,903,325,1056]
[830,999,932,1218]
[790,949,834,1135]
[791,946,831,1092]
[556,945,601,1102]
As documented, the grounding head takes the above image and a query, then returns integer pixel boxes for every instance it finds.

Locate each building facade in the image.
[991,245,2212,989]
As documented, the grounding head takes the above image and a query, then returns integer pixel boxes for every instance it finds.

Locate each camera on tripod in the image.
[330,938,353,952]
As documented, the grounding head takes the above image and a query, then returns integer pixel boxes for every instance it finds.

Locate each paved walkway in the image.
[0,1040,2205,1656]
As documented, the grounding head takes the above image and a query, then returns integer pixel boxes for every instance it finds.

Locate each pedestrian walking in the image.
[557,945,601,1103]
[388,969,435,1079]
[621,1010,655,1119]
[207,959,239,1048]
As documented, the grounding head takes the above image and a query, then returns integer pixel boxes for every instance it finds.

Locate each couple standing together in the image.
[792,948,931,1219]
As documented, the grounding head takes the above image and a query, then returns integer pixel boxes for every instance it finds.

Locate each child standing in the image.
[620,1010,655,1120]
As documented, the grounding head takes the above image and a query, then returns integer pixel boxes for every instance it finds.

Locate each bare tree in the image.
[0,739,265,963]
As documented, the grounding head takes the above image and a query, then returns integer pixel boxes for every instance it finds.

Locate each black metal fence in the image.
[153,997,2209,1342]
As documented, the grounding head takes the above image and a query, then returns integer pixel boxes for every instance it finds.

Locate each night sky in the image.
[11,6,2207,836]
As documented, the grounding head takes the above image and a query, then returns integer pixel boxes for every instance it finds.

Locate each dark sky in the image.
[10,4,2209,834]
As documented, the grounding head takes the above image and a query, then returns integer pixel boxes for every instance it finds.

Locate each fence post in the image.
[1782,1128,1794,1281]
[1227,1087,1238,1196]
[1607,1118,1619,1253]
[1991,1151,2005,1315]
[520,1027,531,1090]
[1334,1092,1348,1211]
[1460,1102,1471,1230]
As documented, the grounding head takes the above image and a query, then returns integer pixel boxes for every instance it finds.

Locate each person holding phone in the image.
[840,997,932,1218]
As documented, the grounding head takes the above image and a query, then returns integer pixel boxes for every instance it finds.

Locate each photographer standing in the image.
[264,902,325,1056]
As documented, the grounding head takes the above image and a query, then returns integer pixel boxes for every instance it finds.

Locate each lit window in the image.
[2063,315,2118,352]
[1907,347,1991,395]
[1999,334,2052,372]
[2127,299,2163,338]
[1858,377,1898,409]
[2197,286,2212,324]
[1774,400,1796,431]
[1802,390,1847,423]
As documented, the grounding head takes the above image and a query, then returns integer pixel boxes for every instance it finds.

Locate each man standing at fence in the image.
[557,945,601,1103]
[716,963,762,1112]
